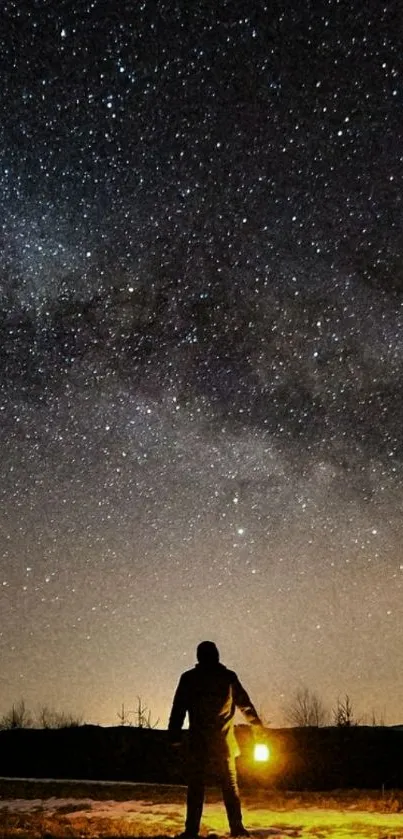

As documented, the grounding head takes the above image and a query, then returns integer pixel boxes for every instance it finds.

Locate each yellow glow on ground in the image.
[1,781,403,838]
[202,801,403,839]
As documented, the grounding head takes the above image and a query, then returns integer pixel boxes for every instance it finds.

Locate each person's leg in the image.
[220,756,248,836]
[185,754,205,836]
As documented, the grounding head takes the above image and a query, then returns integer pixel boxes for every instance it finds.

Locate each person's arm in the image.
[232,673,263,729]
[168,674,188,743]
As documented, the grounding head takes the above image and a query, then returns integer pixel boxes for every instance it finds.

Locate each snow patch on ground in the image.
[1,781,403,838]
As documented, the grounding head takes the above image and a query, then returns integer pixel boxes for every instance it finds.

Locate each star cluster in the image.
[0,0,402,727]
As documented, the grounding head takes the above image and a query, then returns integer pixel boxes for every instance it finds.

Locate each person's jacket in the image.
[168,662,261,758]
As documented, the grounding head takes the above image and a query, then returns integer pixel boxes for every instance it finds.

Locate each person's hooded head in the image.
[196,640,220,667]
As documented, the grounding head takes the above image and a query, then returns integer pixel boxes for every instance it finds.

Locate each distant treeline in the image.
[1,724,403,790]
[0,700,83,731]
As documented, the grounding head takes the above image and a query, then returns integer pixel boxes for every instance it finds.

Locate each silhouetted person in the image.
[168,641,264,838]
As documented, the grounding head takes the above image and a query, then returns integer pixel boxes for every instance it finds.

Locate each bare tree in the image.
[0,700,32,730]
[117,697,159,728]
[368,708,386,727]
[283,687,329,727]
[333,694,358,727]
[357,706,386,727]
[117,703,132,726]
[133,696,160,729]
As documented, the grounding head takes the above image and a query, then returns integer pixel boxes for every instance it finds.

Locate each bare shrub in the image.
[0,699,33,730]
[36,705,83,728]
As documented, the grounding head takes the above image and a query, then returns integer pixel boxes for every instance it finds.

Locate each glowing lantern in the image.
[254,743,270,762]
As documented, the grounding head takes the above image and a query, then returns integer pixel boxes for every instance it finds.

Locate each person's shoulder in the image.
[219,664,238,681]
[224,666,242,684]
[179,666,197,682]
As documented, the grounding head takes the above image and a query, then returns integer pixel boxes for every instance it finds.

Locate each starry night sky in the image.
[1,0,403,728]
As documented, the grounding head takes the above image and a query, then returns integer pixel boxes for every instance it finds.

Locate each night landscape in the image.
[1,0,403,836]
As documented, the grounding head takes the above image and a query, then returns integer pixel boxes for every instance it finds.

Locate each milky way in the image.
[0,1,402,728]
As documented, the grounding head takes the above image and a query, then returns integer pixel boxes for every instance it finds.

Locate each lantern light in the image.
[254,743,270,762]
